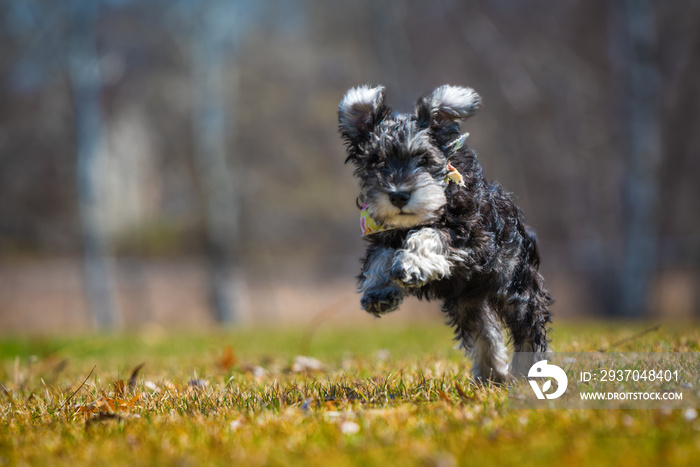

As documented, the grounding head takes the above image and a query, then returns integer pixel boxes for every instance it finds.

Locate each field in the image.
[1,322,699,466]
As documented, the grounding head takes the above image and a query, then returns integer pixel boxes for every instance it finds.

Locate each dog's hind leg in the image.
[505,296,551,378]
[505,227,552,377]
[448,299,509,384]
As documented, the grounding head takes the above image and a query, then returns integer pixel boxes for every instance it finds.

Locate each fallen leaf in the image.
[217,346,237,371]
[188,379,209,389]
[291,356,324,373]
[340,420,360,435]
[113,380,125,397]
[144,381,160,392]
[241,364,268,381]
[74,392,141,419]
[683,408,697,422]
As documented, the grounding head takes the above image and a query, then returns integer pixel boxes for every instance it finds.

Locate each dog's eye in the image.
[417,156,430,167]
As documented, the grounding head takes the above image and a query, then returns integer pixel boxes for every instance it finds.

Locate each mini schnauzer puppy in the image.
[338,84,552,383]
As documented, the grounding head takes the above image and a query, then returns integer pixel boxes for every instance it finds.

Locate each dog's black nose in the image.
[389,191,411,208]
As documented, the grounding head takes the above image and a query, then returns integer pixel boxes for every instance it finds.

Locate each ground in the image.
[1,322,699,466]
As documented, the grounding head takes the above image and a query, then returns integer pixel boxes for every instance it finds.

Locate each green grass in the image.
[1,322,699,466]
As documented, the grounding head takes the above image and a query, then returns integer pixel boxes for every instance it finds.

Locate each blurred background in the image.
[0,0,698,334]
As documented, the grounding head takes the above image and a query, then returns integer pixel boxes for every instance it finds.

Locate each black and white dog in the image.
[338,85,552,383]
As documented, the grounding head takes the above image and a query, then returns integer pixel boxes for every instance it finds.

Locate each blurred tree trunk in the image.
[190,1,241,324]
[67,1,118,329]
[618,0,661,317]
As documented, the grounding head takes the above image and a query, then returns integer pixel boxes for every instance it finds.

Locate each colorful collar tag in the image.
[360,134,468,236]
[360,203,391,236]
[445,162,465,187]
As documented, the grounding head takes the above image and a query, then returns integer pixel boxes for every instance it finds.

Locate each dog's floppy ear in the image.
[416,85,480,144]
[338,85,389,151]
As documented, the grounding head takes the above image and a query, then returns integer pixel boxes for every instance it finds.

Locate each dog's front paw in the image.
[361,285,403,317]
[390,253,430,287]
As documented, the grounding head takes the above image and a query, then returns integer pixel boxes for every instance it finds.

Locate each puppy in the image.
[338,85,552,383]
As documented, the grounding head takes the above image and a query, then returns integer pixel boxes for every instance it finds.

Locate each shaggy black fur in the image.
[338,85,552,382]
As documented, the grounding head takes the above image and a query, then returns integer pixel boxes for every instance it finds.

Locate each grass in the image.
[1,321,699,466]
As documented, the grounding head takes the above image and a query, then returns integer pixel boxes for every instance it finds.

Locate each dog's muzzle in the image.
[360,162,465,236]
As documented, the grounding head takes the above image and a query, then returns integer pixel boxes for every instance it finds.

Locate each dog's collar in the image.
[360,134,468,236]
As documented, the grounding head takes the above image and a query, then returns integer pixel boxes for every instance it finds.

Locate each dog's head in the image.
[339,85,480,229]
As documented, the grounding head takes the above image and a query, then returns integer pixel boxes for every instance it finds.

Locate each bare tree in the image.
[67,0,119,328]
[179,0,243,323]
[6,0,119,328]
[617,0,661,317]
